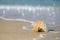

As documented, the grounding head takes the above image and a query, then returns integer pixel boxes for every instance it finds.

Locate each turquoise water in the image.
[0,0,60,6]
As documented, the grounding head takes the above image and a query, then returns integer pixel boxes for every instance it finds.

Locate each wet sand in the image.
[0,20,60,40]
[0,20,41,40]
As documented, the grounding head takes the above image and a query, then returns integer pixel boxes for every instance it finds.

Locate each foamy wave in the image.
[0,17,34,24]
[0,5,56,11]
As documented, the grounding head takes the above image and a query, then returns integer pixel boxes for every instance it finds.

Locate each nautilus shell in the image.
[33,20,47,32]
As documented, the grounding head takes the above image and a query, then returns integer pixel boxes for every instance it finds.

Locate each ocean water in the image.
[0,0,60,6]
